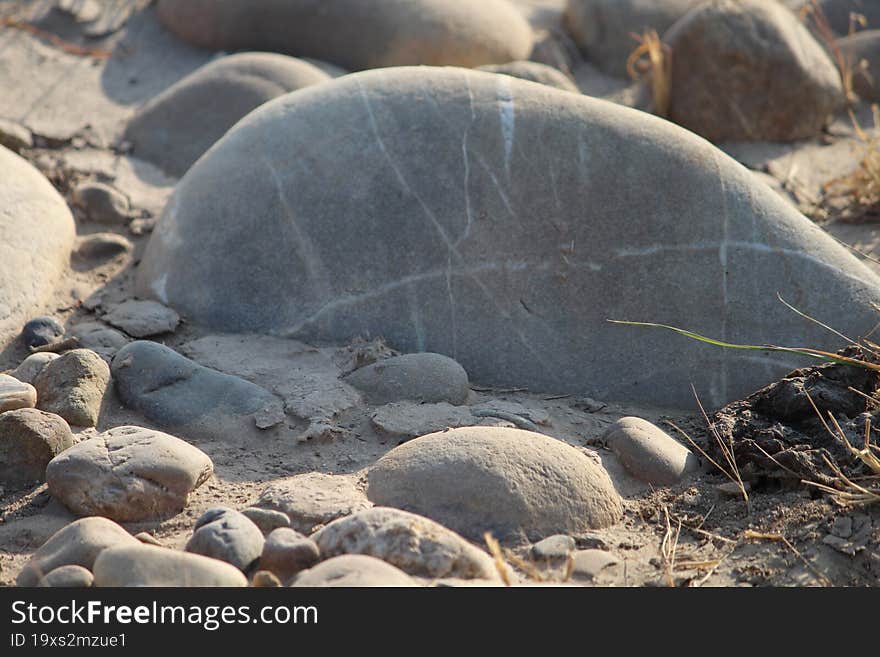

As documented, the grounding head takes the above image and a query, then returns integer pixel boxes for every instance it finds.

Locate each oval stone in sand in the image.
[367,426,623,544]
[156,0,533,70]
[291,554,417,587]
[93,544,247,587]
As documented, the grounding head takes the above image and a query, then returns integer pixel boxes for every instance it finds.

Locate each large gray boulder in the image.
[664,0,843,142]
[125,52,332,177]
[366,426,623,544]
[156,0,533,71]
[564,0,703,77]
[0,146,75,344]
[136,67,880,409]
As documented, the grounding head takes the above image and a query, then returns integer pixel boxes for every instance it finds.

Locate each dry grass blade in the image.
[743,530,832,587]
[0,17,113,58]
[626,29,672,117]
[484,532,513,586]
[800,1,864,104]
[502,548,546,583]
[659,506,681,587]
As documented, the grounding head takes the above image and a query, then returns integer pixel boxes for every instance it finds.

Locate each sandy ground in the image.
[0,0,878,587]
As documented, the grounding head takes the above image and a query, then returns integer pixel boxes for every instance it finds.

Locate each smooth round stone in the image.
[185,507,265,572]
[291,554,418,587]
[9,353,59,385]
[157,0,533,70]
[532,534,577,560]
[477,61,579,92]
[125,52,332,177]
[664,0,843,142]
[72,181,130,224]
[0,147,75,344]
[564,0,703,77]
[0,374,37,413]
[135,67,880,409]
[0,408,74,487]
[259,528,320,583]
[312,507,498,580]
[103,299,180,338]
[93,544,248,587]
[602,416,700,486]
[16,517,140,587]
[33,349,110,427]
[21,316,64,348]
[46,426,214,521]
[39,564,94,588]
[367,426,623,544]
[240,507,290,534]
[254,473,372,534]
[251,570,282,587]
[344,353,470,405]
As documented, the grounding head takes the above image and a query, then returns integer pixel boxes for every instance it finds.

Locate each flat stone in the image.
[112,341,284,442]
[371,401,475,441]
[20,316,64,348]
[92,544,248,586]
[0,374,37,413]
[367,426,623,544]
[0,408,74,487]
[345,353,470,405]
[125,52,331,177]
[564,0,703,77]
[0,118,33,152]
[602,416,700,486]
[570,549,620,580]
[9,353,59,385]
[240,507,290,534]
[185,507,265,572]
[180,334,361,428]
[532,534,577,560]
[103,299,179,337]
[75,233,133,261]
[38,564,94,588]
[134,67,880,409]
[73,181,130,224]
[157,0,533,70]
[255,473,372,534]
[477,61,580,92]
[33,349,110,427]
[664,0,843,142]
[291,554,418,587]
[46,425,214,522]
[312,507,498,580]
[259,528,320,583]
[68,322,129,360]
[16,517,140,586]
[0,148,75,345]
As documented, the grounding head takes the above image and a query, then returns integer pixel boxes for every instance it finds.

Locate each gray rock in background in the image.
[564,0,703,77]
[156,0,533,70]
[125,52,332,176]
[136,67,880,409]
[664,0,843,142]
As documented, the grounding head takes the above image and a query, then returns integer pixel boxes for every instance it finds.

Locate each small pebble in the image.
[73,181,130,224]
[240,507,290,534]
[21,316,64,348]
[0,374,37,413]
[75,233,133,261]
[258,528,320,583]
[532,535,576,560]
[251,570,282,587]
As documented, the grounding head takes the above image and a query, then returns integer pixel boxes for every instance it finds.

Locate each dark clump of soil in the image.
[709,346,880,489]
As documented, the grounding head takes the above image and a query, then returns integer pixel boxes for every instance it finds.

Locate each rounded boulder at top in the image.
[136,67,880,409]
[156,0,534,70]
